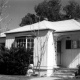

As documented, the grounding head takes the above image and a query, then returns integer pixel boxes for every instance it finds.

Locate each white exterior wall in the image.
[6,30,57,76]
[6,35,15,49]
[47,30,57,76]
[5,32,35,49]
[6,30,48,69]
[61,32,80,68]
[34,30,57,76]
[34,30,48,69]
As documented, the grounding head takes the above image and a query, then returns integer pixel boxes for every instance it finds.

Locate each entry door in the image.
[57,41,61,66]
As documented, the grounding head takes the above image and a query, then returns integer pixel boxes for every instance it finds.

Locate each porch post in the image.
[47,31,57,76]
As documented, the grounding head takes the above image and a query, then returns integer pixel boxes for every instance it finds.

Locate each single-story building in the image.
[1,19,80,76]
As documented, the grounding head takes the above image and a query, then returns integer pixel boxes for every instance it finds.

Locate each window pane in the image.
[31,43,34,47]
[23,39,26,42]
[72,41,77,49]
[15,37,26,48]
[27,43,30,48]
[19,39,21,42]
[23,43,26,47]
[31,39,34,42]
[66,40,71,49]
[27,37,34,64]
[27,39,30,42]
[77,40,80,48]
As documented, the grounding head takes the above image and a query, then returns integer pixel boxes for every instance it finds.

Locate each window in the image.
[72,41,77,49]
[66,40,80,49]
[15,37,26,48]
[66,40,71,49]
[27,38,34,52]
[77,40,80,48]
[27,37,34,63]
[15,36,34,64]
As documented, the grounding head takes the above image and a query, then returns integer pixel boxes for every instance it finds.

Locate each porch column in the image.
[47,31,57,76]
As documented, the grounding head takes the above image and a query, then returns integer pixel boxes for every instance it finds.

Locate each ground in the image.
[0,75,80,80]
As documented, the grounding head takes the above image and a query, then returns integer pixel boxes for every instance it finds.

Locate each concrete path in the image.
[31,77,80,80]
[31,77,63,80]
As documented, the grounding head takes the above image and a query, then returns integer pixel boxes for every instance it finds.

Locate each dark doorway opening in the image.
[57,41,61,66]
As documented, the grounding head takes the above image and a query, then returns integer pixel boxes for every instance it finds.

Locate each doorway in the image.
[57,41,61,66]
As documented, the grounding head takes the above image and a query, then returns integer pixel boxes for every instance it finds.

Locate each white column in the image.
[26,37,27,48]
[34,37,38,67]
[47,31,57,76]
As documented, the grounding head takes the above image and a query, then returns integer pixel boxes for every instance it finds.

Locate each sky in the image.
[1,0,80,32]
[1,0,44,31]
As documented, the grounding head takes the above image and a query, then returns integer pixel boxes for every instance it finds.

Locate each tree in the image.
[0,0,11,32]
[0,0,7,19]
[19,0,62,26]
[19,0,80,26]
[63,0,80,20]
[35,0,61,21]
[19,13,39,27]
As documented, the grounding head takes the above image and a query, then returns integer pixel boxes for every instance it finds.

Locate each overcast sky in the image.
[1,0,80,31]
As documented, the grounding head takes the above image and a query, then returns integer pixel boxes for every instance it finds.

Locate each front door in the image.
[57,41,61,66]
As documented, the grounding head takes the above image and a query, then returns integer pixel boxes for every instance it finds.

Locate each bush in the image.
[75,64,80,76]
[0,45,32,75]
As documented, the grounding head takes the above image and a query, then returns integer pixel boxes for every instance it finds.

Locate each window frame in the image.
[27,37,34,52]
[15,36,34,64]
[27,37,34,64]
[66,39,80,49]
[66,40,71,49]
[15,36,26,48]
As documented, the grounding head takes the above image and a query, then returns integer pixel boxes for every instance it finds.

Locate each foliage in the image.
[35,0,61,21]
[19,0,62,26]
[63,0,80,20]
[19,13,39,27]
[75,64,80,76]
[0,44,32,75]
[19,0,80,26]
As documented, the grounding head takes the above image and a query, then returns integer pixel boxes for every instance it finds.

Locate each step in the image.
[52,72,75,78]
[54,72,75,75]
[54,68,78,73]
[51,68,78,78]
[52,75,74,78]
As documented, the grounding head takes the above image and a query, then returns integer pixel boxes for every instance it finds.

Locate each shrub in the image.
[75,64,80,76]
[0,44,32,75]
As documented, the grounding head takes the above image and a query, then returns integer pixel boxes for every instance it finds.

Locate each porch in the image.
[55,31,80,68]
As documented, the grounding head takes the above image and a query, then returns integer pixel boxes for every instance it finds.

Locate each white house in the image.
[1,19,80,76]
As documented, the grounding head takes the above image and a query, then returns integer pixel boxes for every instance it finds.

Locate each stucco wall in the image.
[61,32,80,68]
[34,30,48,69]
[6,35,15,49]
[6,30,48,70]
[47,30,57,76]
